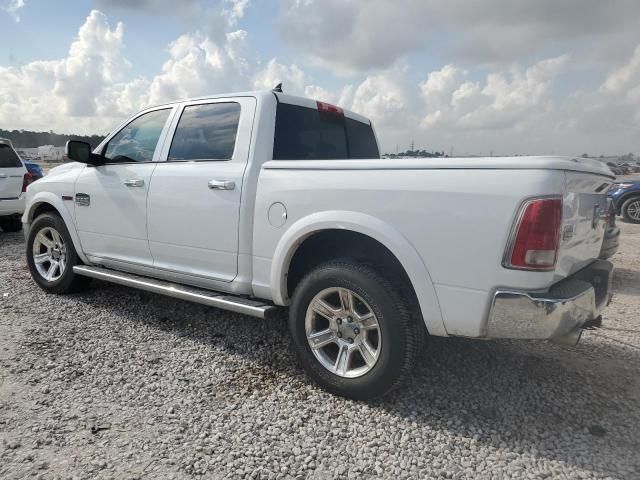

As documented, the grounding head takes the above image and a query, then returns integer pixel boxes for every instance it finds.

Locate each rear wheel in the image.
[26,213,92,294]
[0,216,22,232]
[621,196,640,224]
[289,259,423,400]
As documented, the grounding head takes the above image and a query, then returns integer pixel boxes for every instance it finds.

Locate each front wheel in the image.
[289,260,423,400]
[621,196,640,224]
[26,213,92,294]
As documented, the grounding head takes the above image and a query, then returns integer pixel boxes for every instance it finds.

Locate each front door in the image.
[74,107,173,266]
[147,98,255,282]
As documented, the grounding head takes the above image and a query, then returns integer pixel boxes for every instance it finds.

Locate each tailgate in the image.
[0,145,25,199]
[557,172,612,277]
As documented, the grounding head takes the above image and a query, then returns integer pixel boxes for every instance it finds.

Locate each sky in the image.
[0,0,639,156]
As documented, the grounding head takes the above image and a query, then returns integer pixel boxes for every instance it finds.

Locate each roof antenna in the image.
[272,83,283,93]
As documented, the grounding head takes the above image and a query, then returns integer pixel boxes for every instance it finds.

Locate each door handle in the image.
[208,179,235,190]
[123,179,144,188]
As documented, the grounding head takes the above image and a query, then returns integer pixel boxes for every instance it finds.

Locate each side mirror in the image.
[66,140,102,165]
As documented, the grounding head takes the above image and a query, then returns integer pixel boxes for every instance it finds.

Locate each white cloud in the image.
[0,6,638,158]
[328,50,640,156]
[223,0,250,26]
[147,30,252,105]
[95,0,200,16]
[253,58,306,94]
[0,10,130,133]
[348,68,414,128]
[420,55,569,131]
[3,0,25,22]
[0,10,258,134]
[54,10,129,116]
[303,85,336,104]
[276,0,640,71]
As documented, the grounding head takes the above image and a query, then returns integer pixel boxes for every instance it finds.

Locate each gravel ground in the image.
[1,222,639,480]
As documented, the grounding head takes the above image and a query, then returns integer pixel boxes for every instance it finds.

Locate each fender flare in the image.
[23,192,91,265]
[270,210,447,336]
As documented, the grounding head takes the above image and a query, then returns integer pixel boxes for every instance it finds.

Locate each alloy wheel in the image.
[627,200,640,221]
[32,226,67,282]
[304,287,381,378]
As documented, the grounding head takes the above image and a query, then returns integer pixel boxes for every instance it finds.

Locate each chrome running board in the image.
[73,265,279,320]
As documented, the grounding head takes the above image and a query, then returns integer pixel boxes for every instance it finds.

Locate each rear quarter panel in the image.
[252,163,566,337]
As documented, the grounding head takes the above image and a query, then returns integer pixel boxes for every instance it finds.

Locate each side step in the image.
[73,265,279,320]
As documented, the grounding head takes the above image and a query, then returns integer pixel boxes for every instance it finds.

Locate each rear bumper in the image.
[0,195,25,217]
[485,260,613,343]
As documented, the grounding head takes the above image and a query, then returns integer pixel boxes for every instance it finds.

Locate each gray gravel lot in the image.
[1,222,639,479]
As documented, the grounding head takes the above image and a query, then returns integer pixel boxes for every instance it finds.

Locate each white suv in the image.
[0,138,30,232]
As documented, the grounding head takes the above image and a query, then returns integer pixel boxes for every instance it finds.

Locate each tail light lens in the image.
[504,197,562,271]
[22,171,34,192]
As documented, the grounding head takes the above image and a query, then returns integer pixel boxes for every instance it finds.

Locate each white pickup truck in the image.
[22,90,615,399]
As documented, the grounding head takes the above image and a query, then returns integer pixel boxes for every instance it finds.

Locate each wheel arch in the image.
[23,193,90,265]
[270,211,447,336]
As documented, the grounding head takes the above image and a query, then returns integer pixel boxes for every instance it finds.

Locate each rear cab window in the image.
[273,102,379,160]
[0,144,23,168]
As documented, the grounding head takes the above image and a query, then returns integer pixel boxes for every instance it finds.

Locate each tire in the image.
[0,216,22,232]
[289,259,423,400]
[621,196,640,224]
[26,213,92,294]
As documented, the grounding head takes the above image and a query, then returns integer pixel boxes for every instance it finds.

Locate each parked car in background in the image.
[0,138,32,232]
[616,164,631,175]
[618,162,635,172]
[606,162,623,176]
[23,159,44,180]
[608,180,640,223]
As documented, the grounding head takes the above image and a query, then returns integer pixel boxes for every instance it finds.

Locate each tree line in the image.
[384,149,447,158]
[0,129,105,149]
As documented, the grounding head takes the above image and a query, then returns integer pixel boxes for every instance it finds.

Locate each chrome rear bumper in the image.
[485,260,613,343]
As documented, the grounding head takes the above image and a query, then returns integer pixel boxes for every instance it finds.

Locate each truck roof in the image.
[147,90,372,125]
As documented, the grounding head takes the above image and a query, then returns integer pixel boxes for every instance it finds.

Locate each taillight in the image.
[22,171,34,192]
[504,197,562,271]
[317,101,344,117]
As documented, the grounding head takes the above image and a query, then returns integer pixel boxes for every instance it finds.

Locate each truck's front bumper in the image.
[485,260,613,344]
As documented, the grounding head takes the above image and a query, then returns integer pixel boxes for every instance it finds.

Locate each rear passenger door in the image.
[147,97,256,282]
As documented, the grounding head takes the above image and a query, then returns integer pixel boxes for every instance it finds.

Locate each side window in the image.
[103,109,171,163]
[168,103,241,161]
